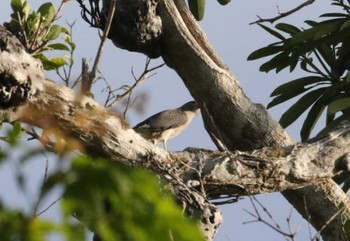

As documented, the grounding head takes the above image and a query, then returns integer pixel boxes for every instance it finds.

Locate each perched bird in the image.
[133,101,200,150]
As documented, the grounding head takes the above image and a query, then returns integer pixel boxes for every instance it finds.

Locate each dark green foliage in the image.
[0,203,31,241]
[44,155,205,241]
[187,0,231,21]
[1,1,205,236]
[188,0,206,21]
[248,0,350,141]
[7,121,23,145]
[0,148,205,241]
[249,0,350,196]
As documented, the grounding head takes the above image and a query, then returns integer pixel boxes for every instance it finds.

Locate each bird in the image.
[133,101,200,150]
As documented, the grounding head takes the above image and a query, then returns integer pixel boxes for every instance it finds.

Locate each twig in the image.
[286,208,298,240]
[104,58,165,108]
[243,196,296,240]
[81,0,116,95]
[250,0,316,25]
[56,21,76,87]
[76,0,102,28]
[32,156,49,216]
[35,196,63,216]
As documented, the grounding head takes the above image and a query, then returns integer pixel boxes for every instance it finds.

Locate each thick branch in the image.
[178,129,350,197]
[1,23,350,240]
[159,0,293,152]
[2,59,350,194]
[0,25,221,240]
[156,1,350,240]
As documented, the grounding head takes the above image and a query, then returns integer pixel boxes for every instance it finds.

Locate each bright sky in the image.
[0,1,334,240]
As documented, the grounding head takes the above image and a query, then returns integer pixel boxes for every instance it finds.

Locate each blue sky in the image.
[0,0,334,240]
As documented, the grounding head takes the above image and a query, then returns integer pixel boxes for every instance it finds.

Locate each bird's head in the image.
[180,101,200,113]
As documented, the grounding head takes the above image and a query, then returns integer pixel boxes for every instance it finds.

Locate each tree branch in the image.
[112,1,349,240]
[1,24,350,240]
[250,0,316,25]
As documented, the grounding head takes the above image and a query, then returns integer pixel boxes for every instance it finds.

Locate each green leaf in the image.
[217,0,231,5]
[317,111,350,137]
[63,54,74,65]
[247,45,283,61]
[316,44,336,71]
[279,88,326,128]
[326,111,335,125]
[7,121,22,145]
[22,1,30,19]
[26,12,41,36]
[50,57,67,65]
[259,52,291,73]
[288,21,342,47]
[328,97,350,114]
[188,0,206,21]
[10,0,23,12]
[39,56,67,71]
[258,24,285,40]
[271,76,326,96]
[62,222,86,241]
[340,19,350,31]
[300,95,328,140]
[314,21,341,40]
[268,87,313,109]
[64,35,75,51]
[37,2,55,27]
[275,23,300,35]
[0,205,28,239]
[46,25,62,41]
[33,53,48,63]
[12,122,21,137]
[5,19,21,33]
[289,52,300,72]
[57,156,205,241]
[28,219,59,241]
[320,12,348,18]
[304,20,318,27]
[47,43,70,51]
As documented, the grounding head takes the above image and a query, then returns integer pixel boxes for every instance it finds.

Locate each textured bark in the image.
[2,0,350,239]
[102,0,162,58]
[153,2,350,240]
[0,25,221,240]
[2,24,350,240]
[160,1,350,240]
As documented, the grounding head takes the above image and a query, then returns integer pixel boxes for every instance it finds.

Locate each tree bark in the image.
[2,0,350,239]
[1,23,350,240]
[155,1,350,240]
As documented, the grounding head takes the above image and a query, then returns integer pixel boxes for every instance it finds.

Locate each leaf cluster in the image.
[4,0,75,71]
[0,145,205,241]
[48,156,205,241]
[248,0,350,141]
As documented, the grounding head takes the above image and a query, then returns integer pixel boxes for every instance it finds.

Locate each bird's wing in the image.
[134,109,188,131]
